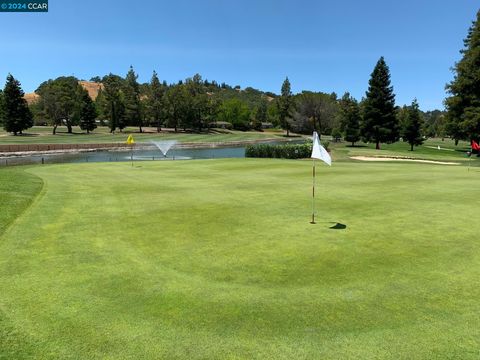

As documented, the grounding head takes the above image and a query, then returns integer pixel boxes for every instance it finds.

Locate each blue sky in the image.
[0,0,477,110]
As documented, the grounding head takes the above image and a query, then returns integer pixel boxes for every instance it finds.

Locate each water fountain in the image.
[151,140,178,159]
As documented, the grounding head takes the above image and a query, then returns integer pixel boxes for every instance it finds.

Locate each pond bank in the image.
[0,137,303,158]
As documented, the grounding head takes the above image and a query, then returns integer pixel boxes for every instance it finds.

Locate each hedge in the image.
[245,142,329,159]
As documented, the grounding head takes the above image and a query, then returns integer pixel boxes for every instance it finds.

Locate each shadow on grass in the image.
[9,133,39,137]
[455,148,473,153]
[311,221,347,230]
[330,222,347,230]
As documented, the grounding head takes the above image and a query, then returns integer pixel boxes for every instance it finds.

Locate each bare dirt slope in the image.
[24,81,103,104]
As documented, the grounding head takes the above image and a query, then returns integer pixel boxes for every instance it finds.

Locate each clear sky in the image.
[0,0,477,110]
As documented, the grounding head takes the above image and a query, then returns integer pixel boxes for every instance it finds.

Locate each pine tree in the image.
[184,74,209,131]
[1,74,33,135]
[102,74,126,133]
[277,77,294,136]
[78,88,97,134]
[124,66,143,132]
[362,57,398,149]
[445,10,480,143]
[0,90,4,127]
[148,70,166,132]
[338,92,361,146]
[403,99,424,151]
[165,83,188,133]
[396,105,409,131]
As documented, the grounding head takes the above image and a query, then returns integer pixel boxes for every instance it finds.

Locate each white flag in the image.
[311,131,331,166]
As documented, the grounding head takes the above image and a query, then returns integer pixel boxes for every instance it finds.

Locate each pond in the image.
[0,140,305,166]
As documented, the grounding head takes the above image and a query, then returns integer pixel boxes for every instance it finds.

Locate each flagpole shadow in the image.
[329,222,347,230]
[311,221,347,230]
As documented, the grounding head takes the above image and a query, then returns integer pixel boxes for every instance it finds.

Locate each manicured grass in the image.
[1,159,480,358]
[330,137,474,163]
[0,167,44,358]
[0,167,43,236]
[0,126,284,144]
[1,126,475,166]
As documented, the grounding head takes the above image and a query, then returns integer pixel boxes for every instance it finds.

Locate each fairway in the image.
[1,159,480,359]
[0,126,284,144]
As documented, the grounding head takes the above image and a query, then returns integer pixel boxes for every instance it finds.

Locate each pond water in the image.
[0,140,305,166]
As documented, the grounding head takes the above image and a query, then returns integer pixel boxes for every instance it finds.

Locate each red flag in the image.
[471,140,480,151]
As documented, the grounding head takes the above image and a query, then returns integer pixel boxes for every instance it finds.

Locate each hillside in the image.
[78,80,103,100]
[24,80,103,104]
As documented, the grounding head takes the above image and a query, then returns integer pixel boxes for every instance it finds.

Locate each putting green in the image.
[1,159,480,359]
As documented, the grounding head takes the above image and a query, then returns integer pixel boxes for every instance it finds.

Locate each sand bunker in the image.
[350,156,460,165]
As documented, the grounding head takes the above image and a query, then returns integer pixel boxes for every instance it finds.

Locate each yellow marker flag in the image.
[126,135,135,145]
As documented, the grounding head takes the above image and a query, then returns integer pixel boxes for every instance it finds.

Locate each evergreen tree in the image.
[78,88,97,133]
[102,74,126,133]
[362,57,398,149]
[148,70,166,132]
[1,74,33,135]
[165,83,188,133]
[277,77,294,136]
[94,88,106,125]
[445,10,480,143]
[403,99,424,151]
[396,105,409,126]
[124,66,143,132]
[0,90,4,126]
[339,92,361,146]
[184,74,209,131]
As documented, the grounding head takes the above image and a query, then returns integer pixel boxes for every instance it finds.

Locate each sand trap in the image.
[350,156,460,165]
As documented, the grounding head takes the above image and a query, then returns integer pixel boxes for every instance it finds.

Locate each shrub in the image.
[245,143,312,159]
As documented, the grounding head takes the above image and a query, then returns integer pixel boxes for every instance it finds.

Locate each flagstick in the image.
[311,159,316,224]
[131,144,134,167]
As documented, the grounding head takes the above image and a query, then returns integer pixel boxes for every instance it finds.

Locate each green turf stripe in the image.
[0,167,44,238]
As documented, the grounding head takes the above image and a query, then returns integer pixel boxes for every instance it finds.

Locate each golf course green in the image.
[1,159,480,359]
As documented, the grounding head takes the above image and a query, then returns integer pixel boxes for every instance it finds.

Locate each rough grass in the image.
[1,159,480,359]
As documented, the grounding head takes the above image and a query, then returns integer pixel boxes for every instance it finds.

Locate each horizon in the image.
[0,0,478,111]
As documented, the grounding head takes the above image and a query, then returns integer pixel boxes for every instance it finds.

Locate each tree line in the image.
[29,69,282,135]
[275,57,425,150]
[0,65,438,151]
[1,8,478,150]
[0,64,447,152]
[444,10,480,145]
